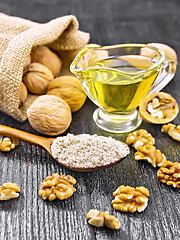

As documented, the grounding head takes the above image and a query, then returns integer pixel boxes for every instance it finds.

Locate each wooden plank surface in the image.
[0,0,180,239]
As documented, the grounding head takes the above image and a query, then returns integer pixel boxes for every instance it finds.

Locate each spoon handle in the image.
[0,124,48,146]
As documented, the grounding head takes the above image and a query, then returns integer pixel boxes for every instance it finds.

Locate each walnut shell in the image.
[139,92,179,124]
[58,48,84,76]
[23,63,54,94]
[27,95,72,136]
[47,76,87,112]
[31,46,62,77]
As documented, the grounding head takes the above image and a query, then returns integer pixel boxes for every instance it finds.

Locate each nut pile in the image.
[22,46,62,98]
[87,209,120,230]
[111,185,149,213]
[0,183,20,200]
[126,128,180,189]
[39,173,76,201]
[0,136,19,152]
[21,45,88,136]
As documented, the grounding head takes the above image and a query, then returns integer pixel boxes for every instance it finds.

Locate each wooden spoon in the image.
[0,125,128,172]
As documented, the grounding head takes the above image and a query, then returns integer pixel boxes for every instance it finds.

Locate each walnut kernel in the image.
[134,144,167,167]
[161,123,176,133]
[126,129,155,150]
[87,209,104,227]
[0,182,20,200]
[157,161,180,188]
[0,136,19,152]
[103,212,120,230]
[39,173,76,201]
[161,124,180,142]
[87,209,120,230]
[112,185,149,213]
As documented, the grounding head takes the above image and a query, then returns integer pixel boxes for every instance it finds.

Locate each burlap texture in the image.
[0,13,90,121]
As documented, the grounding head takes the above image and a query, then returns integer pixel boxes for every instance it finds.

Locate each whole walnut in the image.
[19,82,28,104]
[23,63,54,95]
[58,48,83,76]
[47,76,87,112]
[86,43,101,48]
[27,95,72,136]
[31,46,62,77]
[141,43,178,65]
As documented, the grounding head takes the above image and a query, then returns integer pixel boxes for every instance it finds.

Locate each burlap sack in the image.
[0,13,90,121]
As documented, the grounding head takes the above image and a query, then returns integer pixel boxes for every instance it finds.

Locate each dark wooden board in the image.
[0,0,180,239]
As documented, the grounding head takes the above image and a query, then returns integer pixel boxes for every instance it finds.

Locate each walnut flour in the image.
[51,134,129,169]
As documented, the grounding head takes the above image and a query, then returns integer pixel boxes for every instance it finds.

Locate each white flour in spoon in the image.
[51,133,129,169]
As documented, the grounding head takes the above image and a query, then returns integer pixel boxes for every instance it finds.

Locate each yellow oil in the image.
[82,56,160,112]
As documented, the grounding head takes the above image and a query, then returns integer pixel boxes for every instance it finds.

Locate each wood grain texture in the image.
[0,0,180,239]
